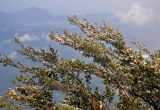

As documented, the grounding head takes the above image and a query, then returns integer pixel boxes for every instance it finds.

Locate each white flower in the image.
[71,59,76,62]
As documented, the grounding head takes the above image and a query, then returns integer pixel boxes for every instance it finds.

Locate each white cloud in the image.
[19,34,39,42]
[18,33,51,42]
[115,2,155,26]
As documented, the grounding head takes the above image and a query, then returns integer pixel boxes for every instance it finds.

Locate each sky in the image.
[0,0,160,26]
[0,0,160,97]
[0,0,160,25]
[0,0,160,50]
[0,0,160,15]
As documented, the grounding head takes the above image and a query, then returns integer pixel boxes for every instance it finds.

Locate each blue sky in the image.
[0,0,159,95]
[0,0,129,14]
[0,0,159,15]
[0,0,160,26]
[0,0,160,50]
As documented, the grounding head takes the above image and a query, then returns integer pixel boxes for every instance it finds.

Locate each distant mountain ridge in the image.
[0,7,69,38]
[0,7,117,34]
[0,7,159,50]
[11,7,55,23]
[0,7,55,25]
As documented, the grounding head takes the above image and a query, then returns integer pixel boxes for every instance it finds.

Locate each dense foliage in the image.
[0,17,160,110]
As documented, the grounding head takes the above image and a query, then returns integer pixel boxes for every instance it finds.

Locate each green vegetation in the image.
[0,17,159,110]
[0,96,5,108]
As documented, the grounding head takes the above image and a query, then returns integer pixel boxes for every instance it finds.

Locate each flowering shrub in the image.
[0,17,159,110]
